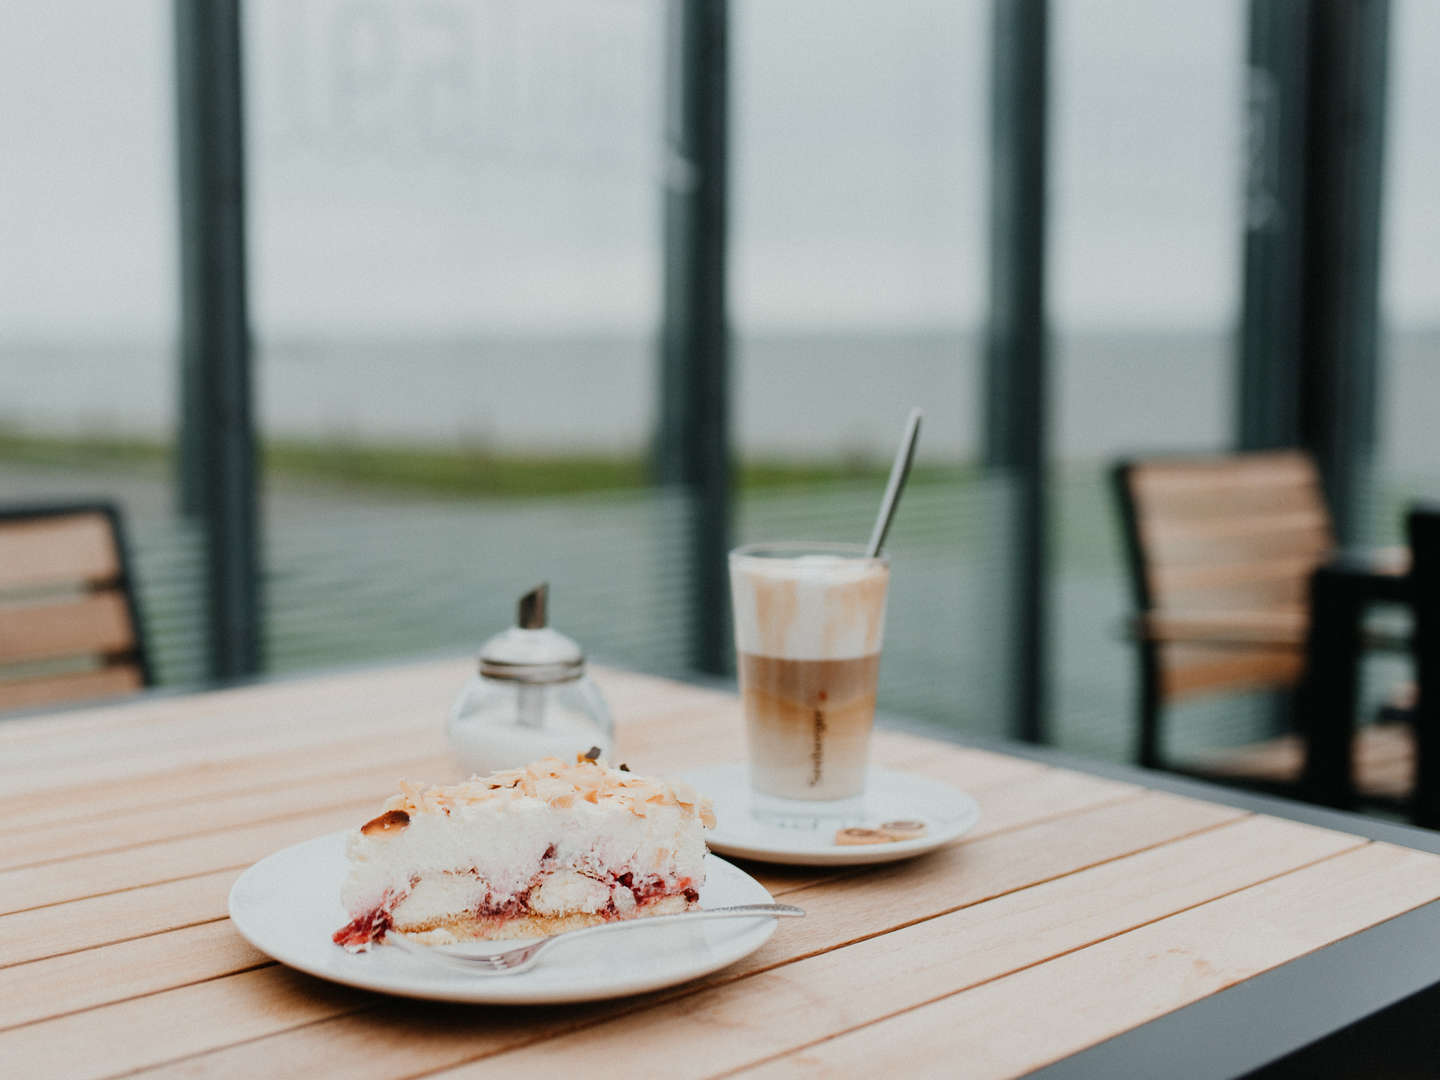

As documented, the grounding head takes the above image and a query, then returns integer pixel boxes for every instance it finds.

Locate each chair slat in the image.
[0,591,136,664]
[1136,483,1327,520]
[1116,450,1338,716]
[1129,451,1317,496]
[0,513,120,590]
[1130,452,1326,523]
[1160,645,1304,700]
[1139,517,1332,569]
[1192,726,1414,801]
[1153,579,1312,613]
[1140,609,1308,646]
[1147,553,1324,597]
[0,665,144,712]
[1129,455,1331,620]
[1139,508,1329,542]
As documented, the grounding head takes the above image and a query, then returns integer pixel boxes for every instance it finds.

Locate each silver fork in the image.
[382,903,805,976]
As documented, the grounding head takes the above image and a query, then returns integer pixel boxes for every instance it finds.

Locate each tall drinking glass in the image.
[728,542,890,825]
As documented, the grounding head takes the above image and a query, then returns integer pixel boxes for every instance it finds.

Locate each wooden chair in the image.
[1111,450,1331,773]
[1409,504,1440,827]
[0,502,152,712]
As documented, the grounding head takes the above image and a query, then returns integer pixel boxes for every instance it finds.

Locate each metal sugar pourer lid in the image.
[477,583,585,684]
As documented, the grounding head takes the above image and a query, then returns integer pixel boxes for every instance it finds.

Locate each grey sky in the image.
[1,0,1436,339]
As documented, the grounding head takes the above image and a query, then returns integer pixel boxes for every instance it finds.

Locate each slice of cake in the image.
[333,753,714,949]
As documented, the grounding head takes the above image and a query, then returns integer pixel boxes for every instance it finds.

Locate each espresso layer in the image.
[739,652,880,800]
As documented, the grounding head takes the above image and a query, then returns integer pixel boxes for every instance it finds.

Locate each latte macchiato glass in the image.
[728,542,890,824]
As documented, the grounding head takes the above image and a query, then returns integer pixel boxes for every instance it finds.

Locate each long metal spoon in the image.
[866,407,924,557]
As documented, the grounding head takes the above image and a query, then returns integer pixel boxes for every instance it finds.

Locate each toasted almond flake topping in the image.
[373,756,714,828]
[360,809,410,836]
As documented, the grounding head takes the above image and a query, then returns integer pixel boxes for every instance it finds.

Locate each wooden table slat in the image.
[0,870,241,968]
[0,661,461,766]
[0,921,270,1031]
[0,734,1038,909]
[0,965,371,1080]
[0,750,1111,988]
[0,728,463,832]
[0,806,370,916]
[0,859,828,975]
[0,754,459,872]
[55,788,1237,1080]
[0,687,727,798]
[0,720,996,835]
[0,662,709,755]
[735,842,1440,1080]
[0,741,1042,971]
[0,783,1215,1077]
[0,664,732,794]
[427,815,1369,1080]
[5,657,1440,1080]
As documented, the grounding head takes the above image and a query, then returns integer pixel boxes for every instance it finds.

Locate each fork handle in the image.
[536,902,804,946]
[619,902,804,926]
[388,902,804,967]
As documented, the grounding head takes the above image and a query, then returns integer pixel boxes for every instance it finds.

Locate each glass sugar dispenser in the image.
[447,583,614,775]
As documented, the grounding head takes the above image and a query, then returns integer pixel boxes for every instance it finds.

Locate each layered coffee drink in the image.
[729,544,890,808]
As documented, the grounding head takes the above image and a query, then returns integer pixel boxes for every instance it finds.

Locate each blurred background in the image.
[2,0,1436,764]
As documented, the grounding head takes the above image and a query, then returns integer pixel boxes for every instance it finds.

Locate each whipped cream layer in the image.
[730,553,889,660]
[339,758,711,928]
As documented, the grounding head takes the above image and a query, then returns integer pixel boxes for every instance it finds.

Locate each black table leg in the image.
[1301,566,1365,808]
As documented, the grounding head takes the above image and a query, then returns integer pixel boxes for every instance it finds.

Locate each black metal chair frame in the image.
[1110,460,1164,769]
[1408,504,1440,828]
[1110,458,1305,788]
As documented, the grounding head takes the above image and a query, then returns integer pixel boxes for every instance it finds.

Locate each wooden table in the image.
[6,658,1440,1078]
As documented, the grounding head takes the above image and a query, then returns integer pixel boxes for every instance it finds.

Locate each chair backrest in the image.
[1408,503,1440,826]
[1112,450,1334,704]
[0,503,151,713]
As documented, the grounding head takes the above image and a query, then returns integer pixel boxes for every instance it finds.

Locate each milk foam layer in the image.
[730,553,889,660]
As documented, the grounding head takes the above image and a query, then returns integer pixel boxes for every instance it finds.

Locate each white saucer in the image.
[228,833,781,1004]
[677,764,981,867]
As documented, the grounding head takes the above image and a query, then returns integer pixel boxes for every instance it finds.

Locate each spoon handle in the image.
[867,407,924,557]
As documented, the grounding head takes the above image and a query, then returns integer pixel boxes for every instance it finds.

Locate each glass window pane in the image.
[731,1,1006,736]
[244,0,684,677]
[1379,0,1440,539]
[0,2,205,689]
[1049,0,1246,760]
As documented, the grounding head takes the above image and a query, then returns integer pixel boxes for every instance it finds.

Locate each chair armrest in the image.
[1121,611,1308,648]
[1327,545,1410,576]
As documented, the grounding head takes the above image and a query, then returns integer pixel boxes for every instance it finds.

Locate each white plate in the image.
[678,764,981,866]
[228,833,781,1004]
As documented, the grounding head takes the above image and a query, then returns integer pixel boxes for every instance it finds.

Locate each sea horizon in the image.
[4,326,1437,472]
